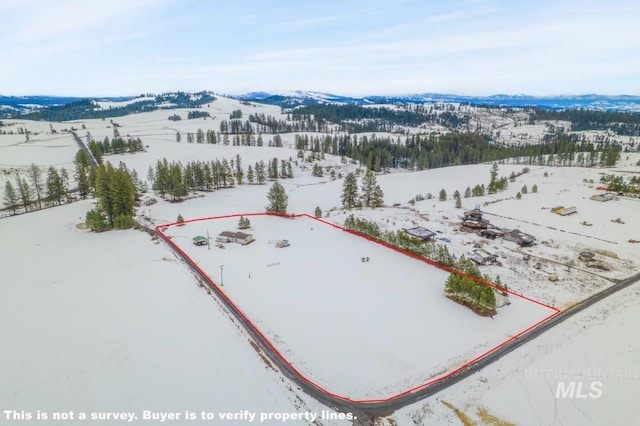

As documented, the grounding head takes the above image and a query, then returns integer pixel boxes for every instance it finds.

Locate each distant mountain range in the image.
[2,91,640,118]
[238,91,640,112]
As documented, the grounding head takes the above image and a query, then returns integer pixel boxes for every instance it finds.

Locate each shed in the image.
[403,226,436,242]
[469,249,497,265]
[590,193,616,202]
[480,229,504,240]
[192,236,208,246]
[504,229,535,247]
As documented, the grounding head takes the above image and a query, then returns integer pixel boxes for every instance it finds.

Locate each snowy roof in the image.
[404,226,436,240]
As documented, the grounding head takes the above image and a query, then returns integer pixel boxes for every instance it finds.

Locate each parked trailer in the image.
[558,206,577,216]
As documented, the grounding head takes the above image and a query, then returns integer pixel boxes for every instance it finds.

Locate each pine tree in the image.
[247,165,255,184]
[28,163,44,210]
[439,189,447,201]
[177,214,184,224]
[75,150,91,199]
[256,161,266,184]
[488,162,499,194]
[532,184,538,193]
[455,197,462,209]
[45,166,65,205]
[94,162,136,228]
[3,180,19,214]
[17,176,34,212]
[341,172,359,209]
[314,206,322,218]
[370,184,384,208]
[521,184,528,194]
[266,181,288,214]
[516,192,522,200]
[360,169,379,207]
[60,167,71,202]
[464,186,471,198]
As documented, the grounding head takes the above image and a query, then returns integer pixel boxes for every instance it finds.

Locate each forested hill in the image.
[13,92,216,121]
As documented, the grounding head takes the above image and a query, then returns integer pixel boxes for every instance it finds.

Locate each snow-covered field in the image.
[0,202,345,425]
[2,96,639,424]
[164,215,555,400]
[0,121,78,189]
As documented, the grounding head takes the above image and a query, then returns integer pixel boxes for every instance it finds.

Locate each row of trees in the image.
[3,164,71,214]
[176,129,283,147]
[149,155,296,201]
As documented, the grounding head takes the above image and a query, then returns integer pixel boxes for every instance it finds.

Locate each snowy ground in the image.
[0,121,78,189]
[386,281,640,426]
[0,202,346,425]
[164,215,554,400]
[2,99,639,424]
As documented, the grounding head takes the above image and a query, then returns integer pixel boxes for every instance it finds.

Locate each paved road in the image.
[69,130,98,169]
[156,227,640,425]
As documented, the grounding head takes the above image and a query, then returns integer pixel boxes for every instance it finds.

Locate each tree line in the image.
[149,155,295,201]
[3,164,71,214]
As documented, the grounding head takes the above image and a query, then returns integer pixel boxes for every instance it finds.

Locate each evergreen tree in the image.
[532,184,538,193]
[439,189,447,201]
[314,206,322,218]
[464,186,471,198]
[455,197,462,209]
[3,180,19,214]
[370,184,384,208]
[176,131,181,142]
[75,150,91,199]
[488,162,499,193]
[341,172,359,209]
[256,161,266,184]
[177,213,184,224]
[516,191,522,200]
[28,163,44,210]
[360,169,380,207]
[94,162,136,228]
[521,184,528,194]
[60,167,71,202]
[45,166,65,205]
[266,181,288,214]
[17,176,34,212]
[247,165,255,184]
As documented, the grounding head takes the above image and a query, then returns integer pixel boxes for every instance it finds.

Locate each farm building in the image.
[192,236,208,246]
[469,249,498,265]
[480,229,504,240]
[216,231,255,245]
[403,226,436,242]
[590,193,616,202]
[504,229,535,247]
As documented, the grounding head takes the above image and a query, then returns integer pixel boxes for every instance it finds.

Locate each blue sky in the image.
[1,0,638,96]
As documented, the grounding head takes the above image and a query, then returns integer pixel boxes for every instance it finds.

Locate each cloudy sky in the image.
[1,0,639,96]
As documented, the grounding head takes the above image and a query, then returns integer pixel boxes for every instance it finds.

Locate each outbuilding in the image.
[216,231,255,245]
[403,226,436,242]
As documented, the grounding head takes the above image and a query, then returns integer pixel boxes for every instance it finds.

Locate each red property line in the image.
[156,212,560,404]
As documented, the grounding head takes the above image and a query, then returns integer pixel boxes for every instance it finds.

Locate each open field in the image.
[163,214,556,400]
[0,202,335,425]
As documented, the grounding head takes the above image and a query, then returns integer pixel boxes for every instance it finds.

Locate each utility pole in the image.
[219,264,224,286]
